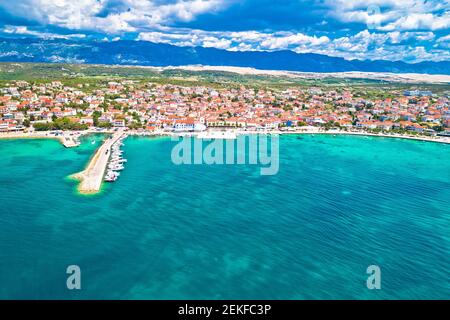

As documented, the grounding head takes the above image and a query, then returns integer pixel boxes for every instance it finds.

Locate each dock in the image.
[71,130,125,194]
[61,135,81,148]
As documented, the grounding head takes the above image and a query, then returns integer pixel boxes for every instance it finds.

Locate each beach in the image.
[0,131,86,148]
[275,129,450,144]
[2,126,448,196]
[3,127,449,145]
[154,128,450,144]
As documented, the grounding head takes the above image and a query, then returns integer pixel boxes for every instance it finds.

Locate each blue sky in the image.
[0,0,449,62]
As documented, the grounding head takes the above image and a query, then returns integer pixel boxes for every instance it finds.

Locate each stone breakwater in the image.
[70,130,125,194]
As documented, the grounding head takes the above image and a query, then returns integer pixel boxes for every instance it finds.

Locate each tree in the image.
[97,121,112,129]
[128,122,142,130]
[33,117,89,131]
[92,110,102,126]
[323,121,335,130]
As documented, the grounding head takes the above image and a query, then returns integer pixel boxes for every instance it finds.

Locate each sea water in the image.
[0,134,448,299]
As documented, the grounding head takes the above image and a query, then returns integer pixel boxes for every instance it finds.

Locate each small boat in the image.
[104,171,118,182]
[107,170,120,176]
[109,165,125,171]
[104,176,117,182]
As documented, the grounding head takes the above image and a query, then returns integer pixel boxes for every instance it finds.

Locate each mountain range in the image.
[1,37,450,75]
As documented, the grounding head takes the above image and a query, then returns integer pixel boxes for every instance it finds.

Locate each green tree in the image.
[92,110,102,126]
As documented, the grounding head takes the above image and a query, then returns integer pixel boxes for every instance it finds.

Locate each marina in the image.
[70,130,126,194]
[104,136,127,183]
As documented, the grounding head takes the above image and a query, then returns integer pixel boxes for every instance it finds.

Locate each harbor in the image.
[104,135,127,183]
[61,135,81,148]
[71,130,126,194]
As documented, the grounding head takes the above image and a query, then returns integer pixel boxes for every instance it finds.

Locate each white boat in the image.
[104,172,118,182]
[110,158,127,164]
[105,176,117,182]
[110,165,125,171]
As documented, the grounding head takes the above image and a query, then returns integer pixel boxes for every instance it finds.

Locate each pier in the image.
[71,130,125,194]
[61,135,81,148]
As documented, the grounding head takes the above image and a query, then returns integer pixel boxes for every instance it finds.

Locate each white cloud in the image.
[2,25,86,39]
[137,28,446,62]
[379,13,450,31]
[0,0,231,34]
[202,37,232,49]
[325,0,450,31]
[437,34,450,42]
[0,0,447,63]
[301,30,448,62]
[138,29,331,52]
[47,55,86,63]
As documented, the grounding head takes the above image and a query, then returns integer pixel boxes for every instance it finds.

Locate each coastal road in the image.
[72,130,125,194]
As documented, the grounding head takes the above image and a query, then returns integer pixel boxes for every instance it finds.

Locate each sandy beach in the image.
[182,128,450,144]
[2,128,449,145]
[125,127,450,144]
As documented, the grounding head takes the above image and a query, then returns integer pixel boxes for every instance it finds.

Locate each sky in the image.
[0,0,449,62]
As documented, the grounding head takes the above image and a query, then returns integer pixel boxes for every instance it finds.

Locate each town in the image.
[1,79,450,138]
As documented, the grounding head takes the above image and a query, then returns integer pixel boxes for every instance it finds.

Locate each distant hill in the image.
[1,37,450,74]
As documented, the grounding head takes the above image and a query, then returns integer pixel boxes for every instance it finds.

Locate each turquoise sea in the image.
[0,134,448,299]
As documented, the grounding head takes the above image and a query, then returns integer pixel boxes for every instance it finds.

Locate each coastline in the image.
[1,128,448,198]
[275,129,450,144]
[0,131,88,147]
[139,128,450,145]
[1,128,449,145]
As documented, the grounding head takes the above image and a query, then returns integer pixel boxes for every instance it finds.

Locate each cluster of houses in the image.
[1,80,449,135]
